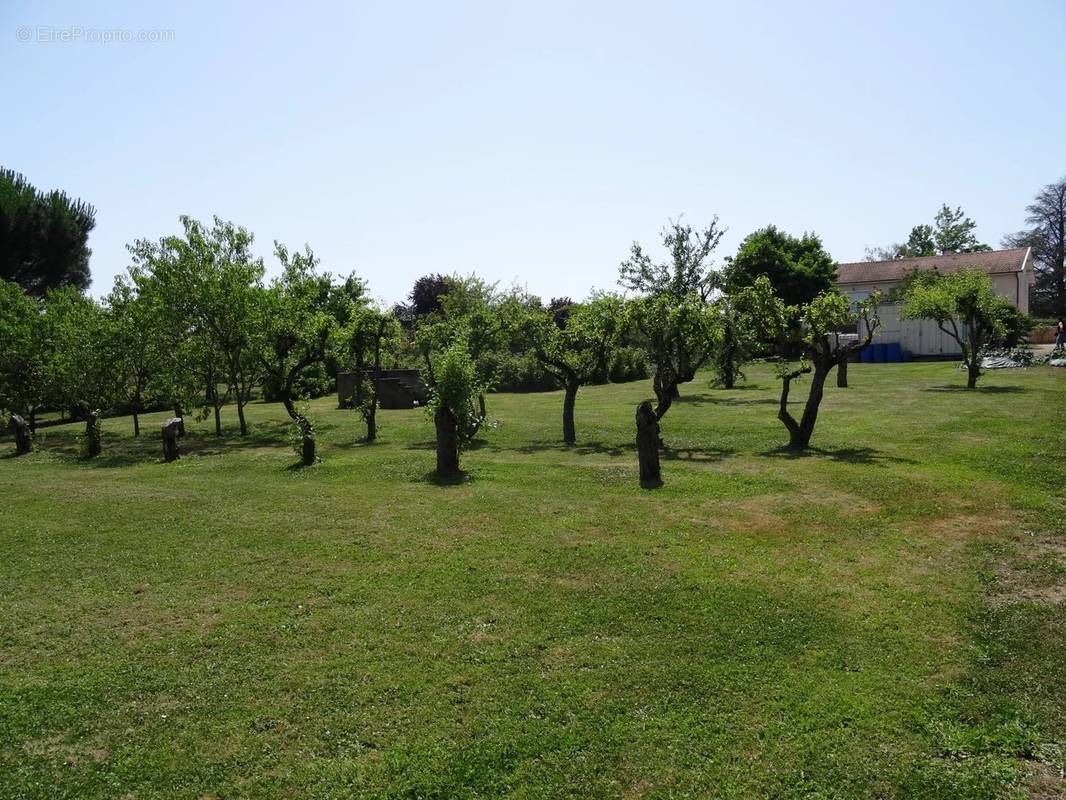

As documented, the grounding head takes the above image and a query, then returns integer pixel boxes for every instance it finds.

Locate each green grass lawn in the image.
[2,362,1065,799]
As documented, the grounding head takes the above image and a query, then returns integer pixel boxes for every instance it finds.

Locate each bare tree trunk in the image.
[966,353,981,389]
[281,395,297,420]
[366,402,377,442]
[366,320,385,443]
[653,373,676,420]
[719,320,738,389]
[478,393,487,421]
[132,384,143,437]
[562,382,578,444]
[28,407,36,434]
[636,400,662,488]
[236,397,248,436]
[785,365,830,451]
[435,405,459,474]
[207,380,223,436]
[354,346,365,409]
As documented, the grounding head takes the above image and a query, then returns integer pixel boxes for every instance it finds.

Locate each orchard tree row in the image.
[1,209,1035,477]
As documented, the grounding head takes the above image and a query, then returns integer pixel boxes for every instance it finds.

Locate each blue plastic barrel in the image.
[872,343,887,363]
[885,342,902,362]
[860,346,874,363]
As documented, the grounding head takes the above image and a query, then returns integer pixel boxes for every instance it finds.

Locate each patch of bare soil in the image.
[992,533,1066,607]
[1028,760,1066,799]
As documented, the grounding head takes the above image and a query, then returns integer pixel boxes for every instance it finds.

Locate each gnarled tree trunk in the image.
[652,371,677,420]
[636,400,662,488]
[236,398,248,436]
[435,405,459,474]
[779,363,831,451]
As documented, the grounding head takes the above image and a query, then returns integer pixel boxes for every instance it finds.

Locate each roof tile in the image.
[835,248,1029,285]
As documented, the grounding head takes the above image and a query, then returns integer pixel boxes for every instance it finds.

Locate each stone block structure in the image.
[337,369,429,410]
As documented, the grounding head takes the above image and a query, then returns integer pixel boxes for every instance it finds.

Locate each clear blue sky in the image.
[3,0,1063,305]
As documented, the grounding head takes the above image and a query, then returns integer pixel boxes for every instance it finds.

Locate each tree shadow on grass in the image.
[515,440,632,457]
[759,445,915,465]
[30,420,296,468]
[923,385,1025,394]
[677,393,778,407]
[661,445,736,463]
[406,438,488,452]
[423,469,474,486]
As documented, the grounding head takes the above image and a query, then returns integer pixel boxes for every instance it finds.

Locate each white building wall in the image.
[869,303,960,356]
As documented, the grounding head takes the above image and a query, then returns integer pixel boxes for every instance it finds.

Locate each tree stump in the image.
[84,412,102,458]
[435,405,460,474]
[161,417,184,462]
[295,416,316,466]
[635,400,662,489]
[301,435,316,466]
[837,358,848,388]
[10,413,32,455]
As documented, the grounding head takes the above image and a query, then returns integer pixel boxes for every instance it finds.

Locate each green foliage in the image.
[260,243,338,417]
[129,216,266,433]
[722,225,837,307]
[619,218,723,301]
[287,402,315,458]
[43,286,125,418]
[0,167,95,297]
[1003,176,1066,316]
[991,305,1033,348]
[932,204,992,255]
[627,291,718,402]
[479,350,559,392]
[713,275,789,387]
[104,276,172,430]
[902,269,1012,388]
[0,279,49,420]
[868,204,991,260]
[505,293,626,388]
[798,290,882,351]
[605,345,649,383]
[902,270,1008,342]
[428,341,484,448]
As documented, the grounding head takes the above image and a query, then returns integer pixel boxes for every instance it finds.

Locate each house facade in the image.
[834,248,1033,357]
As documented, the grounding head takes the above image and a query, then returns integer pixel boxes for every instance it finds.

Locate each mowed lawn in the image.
[2,362,1064,799]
